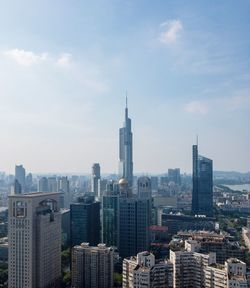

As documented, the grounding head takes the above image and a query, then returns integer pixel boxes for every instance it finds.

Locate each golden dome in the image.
[118,178,128,185]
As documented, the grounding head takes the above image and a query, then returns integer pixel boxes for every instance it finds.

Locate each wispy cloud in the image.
[1,48,109,96]
[56,53,72,68]
[185,90,250,114]
[3,49,48,66]
[185,100,209,114]
[159,19,183,44]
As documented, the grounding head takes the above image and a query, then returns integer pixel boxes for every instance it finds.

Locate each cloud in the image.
[185,91,250,114]
[3,49,47,66]
[225,94,250,111]
[56,53,72,68]
[185,101,209,114]
[159,19,183,44]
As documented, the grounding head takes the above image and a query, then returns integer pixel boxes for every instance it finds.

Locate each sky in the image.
[0,0,249,174]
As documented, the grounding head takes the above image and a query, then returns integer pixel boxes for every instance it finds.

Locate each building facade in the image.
[91,163,101,197]
[102,191,119,247]
[71,243,114,288]
[123,251,173,288]
[118,180,151,259]
[15,165,26,193]
[70,195,101,247]
[168,169,181,185]
[8,192,61,288]
[170,244,247,288]
[192,144,213,216]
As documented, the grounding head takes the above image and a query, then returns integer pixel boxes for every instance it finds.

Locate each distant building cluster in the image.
[3,101,249,287]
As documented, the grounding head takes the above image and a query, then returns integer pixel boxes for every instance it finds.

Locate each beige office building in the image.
[8,192,61,288]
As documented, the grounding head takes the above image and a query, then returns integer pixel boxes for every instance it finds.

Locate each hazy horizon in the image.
[0,0,249,174]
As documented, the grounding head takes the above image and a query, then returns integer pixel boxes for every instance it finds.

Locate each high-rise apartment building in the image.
[70,195,101,247]
[192,144,213,216]
[71,243,114,288]
[122,251,173,288]
[15,165,26,193]
[204,258,247,288]
[8,192,61,288]
[119,99,133,188]
[91,163,101,197]
[170,241,247,288]
[170,249,216,288]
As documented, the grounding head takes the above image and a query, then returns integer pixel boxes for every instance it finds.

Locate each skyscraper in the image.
[58,176,70,208]
[168,168,181,185]
[102,181,119,247]
[8,192,61,288]
[119,98,133,187]
[192,144,213,216]
[91,163,101,197]
[70,195,101,247]
[15,165,26,193]
[118,179,151,259]
[38,177,49,192]
[137,176,152,199]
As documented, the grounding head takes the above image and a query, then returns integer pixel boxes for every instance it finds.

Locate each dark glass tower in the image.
[102,182,119,247]
[192,145,213,216]
[118,180,151,259]
[70,195,101,247]
[119,98,133,187]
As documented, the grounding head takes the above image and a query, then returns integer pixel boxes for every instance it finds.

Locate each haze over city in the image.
[0,0,249,174]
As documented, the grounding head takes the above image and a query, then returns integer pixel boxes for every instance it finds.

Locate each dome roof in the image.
[118,178,128,185]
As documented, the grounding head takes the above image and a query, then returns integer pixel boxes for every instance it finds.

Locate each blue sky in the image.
[0,0,249,174]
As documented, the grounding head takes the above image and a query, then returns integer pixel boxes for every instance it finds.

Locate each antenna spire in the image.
[196,134,199,147]
[126,90,128,109]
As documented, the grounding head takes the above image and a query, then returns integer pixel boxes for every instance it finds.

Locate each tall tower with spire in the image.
[119,97,133,187]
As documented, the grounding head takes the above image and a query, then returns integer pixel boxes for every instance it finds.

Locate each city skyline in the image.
[0,1,249,174]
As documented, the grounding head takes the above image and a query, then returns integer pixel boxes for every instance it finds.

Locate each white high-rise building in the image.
[8,192,61,288]
[122,251,173,288]
[71,243,114,288]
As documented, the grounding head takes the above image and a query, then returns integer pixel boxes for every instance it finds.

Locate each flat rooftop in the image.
[9,192,61,198]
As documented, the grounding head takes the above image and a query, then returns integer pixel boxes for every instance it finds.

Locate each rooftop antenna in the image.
[126,90,128,109]
[125,90,128,120]
[196,134,199,147]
